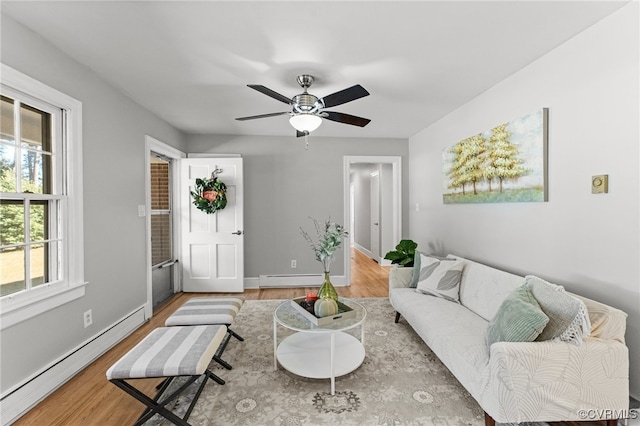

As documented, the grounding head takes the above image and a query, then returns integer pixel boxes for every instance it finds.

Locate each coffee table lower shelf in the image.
[275,331,365,394]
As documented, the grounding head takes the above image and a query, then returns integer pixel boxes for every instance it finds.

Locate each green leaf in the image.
[384,239,417,267]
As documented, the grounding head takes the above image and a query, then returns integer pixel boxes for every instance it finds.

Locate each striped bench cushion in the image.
[165,297,245,326]
[106,325,225,380]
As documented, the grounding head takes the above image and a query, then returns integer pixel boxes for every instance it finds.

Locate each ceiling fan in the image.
[235,74,371,137]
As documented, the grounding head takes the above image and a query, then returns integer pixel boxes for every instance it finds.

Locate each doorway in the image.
[343,156,402,285]
[144,136,185,318]
[149,153,175,310]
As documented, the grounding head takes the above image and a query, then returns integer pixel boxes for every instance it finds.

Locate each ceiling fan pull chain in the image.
[304,132,310,150]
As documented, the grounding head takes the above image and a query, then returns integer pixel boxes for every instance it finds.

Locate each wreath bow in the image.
[191,176,228,214]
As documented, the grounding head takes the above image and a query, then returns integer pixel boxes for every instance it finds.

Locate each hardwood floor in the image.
[13,248,390,426]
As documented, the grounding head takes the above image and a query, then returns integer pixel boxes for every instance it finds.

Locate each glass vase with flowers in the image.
[300,217,348,302]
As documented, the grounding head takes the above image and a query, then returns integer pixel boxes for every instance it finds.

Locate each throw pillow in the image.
[525,275,591,345]
[410,252,456,288]
[486,284,549,346]
[409,250,421,288]
[415,254,464,303]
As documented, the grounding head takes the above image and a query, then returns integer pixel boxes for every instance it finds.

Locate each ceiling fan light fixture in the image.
[289,113,322,133]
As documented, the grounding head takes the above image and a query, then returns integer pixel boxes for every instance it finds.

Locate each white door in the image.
[370,170,380,262]
[180,157,244,292]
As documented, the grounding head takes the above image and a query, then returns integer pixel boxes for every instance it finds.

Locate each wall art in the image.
[442,108,548,204]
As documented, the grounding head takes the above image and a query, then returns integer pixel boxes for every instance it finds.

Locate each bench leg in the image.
[212,326,245,370]
[111,369,224,426]
[213,331,234,370]
[111,378,194,426]
[206,369,225,385]
[228,327,244,341]
[394,312,401,323]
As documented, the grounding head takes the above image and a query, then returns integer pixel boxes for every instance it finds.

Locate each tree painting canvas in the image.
[442,108,548,204]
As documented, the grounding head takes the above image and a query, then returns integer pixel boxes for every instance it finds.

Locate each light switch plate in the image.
[592,175,608,194]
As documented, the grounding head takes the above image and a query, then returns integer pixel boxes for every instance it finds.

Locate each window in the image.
[0,64,84,328]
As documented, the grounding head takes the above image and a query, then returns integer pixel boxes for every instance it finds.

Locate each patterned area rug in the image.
[146,298,486,425]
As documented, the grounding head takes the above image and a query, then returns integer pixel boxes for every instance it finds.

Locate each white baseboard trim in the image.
[258,274,347,288]
[0,306,146,426]
[354,243,373,259]
[244,277,260,289]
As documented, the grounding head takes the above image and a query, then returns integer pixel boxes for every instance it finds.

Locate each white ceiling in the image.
[1,1,627,139]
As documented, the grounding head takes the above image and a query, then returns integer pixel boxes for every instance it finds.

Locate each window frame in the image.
[0,64,85,330]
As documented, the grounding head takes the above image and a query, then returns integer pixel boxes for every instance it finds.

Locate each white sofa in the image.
[389,254,629,425]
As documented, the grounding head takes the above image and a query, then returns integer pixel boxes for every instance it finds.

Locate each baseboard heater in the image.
[259,274,346,288]
[0,306,146,426]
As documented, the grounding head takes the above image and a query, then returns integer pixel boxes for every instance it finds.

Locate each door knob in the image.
[231,230,244,235]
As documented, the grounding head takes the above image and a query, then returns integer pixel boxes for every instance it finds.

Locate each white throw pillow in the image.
[415,253,464,303]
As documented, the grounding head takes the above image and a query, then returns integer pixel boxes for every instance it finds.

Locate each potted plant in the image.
[384,239,418,267]
[300,217,349,302]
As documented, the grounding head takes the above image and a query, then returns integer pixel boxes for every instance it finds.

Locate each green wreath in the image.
[190,177,228,214]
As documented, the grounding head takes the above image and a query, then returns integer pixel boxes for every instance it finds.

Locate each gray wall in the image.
[0,16,186,392]
[408,4,640,398]
[186,135,409,277]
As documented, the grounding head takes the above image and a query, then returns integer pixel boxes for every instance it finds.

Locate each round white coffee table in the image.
[273,298,367,395]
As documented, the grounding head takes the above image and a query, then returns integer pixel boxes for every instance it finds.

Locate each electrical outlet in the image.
[83,309,92,328]
[291,260,297,268]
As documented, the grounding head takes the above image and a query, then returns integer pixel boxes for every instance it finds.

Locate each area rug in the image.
[147,298,486,425]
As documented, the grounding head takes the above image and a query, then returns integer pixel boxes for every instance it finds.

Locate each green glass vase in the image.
[317,272,339,302]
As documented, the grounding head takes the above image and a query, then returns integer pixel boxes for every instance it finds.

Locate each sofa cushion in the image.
[525,275,591,345]
[410,252,455,288]
[486,285,549,346]
[390,287,490,398]
[451,255,524,321]
[415,254,464,303]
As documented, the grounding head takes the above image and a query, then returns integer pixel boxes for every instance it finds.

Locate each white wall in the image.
[408,4,639,398]
[186,135,409,278]
[380,163,394,262]
[352,164,375,253]
[0,15,185,398]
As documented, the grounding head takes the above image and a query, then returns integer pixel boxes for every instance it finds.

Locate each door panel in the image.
[181,157,244,292]
[151,267,172,308]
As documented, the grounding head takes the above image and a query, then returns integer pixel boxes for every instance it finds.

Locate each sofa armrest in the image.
[389,267,414,291]
[483,339,629,423]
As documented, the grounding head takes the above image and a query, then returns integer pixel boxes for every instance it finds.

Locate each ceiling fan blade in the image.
[321,85,369,108]
[247,85,292,105]
[235,111,290,121]
[322,111,371,127]
[296,130,307,138]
